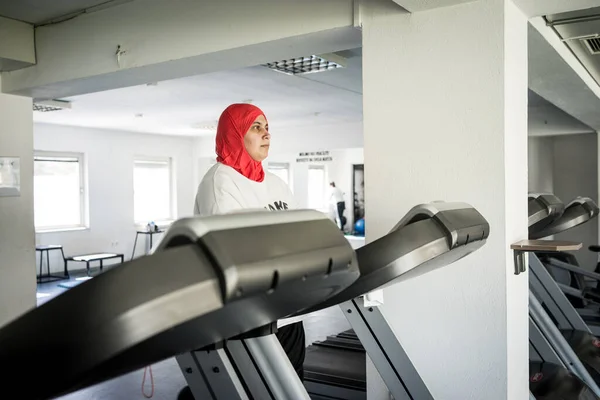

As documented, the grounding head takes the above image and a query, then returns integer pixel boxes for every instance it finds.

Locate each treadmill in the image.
[0,201,491,400]
[528,193,565,240]
[528,194,600,398]
[0,210,360,400]
[179,202,491,399]
[298,202,491,400]
[532,196,600,333]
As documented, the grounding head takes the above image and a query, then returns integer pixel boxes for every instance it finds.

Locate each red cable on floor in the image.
[142,365,155,398]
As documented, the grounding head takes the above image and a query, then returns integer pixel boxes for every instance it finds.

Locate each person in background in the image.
[193,103,306,380]
[329,181,346,231]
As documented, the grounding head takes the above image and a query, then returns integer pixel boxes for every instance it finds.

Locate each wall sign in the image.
[296,150,333,163]
[0,157,21,197]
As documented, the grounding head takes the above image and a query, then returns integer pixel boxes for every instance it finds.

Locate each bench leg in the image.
[86,261,90,276]
[46,251,51,277]
[61,248,69,278]
[38,251,43,281]
[131,233,139,260]
[100,259,104,272]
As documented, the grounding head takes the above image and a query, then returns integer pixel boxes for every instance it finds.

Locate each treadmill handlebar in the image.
[527,193,564,231]
[299,202,490,314]
[576,197,600,219]
[392,202,490,248]
[0,210,360,400]
[531,196,599,239]
[154,209,357,302]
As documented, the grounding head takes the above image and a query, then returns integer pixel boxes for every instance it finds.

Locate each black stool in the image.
[36,245,69,283]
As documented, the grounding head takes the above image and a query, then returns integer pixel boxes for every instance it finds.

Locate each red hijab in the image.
[216,103,266,182]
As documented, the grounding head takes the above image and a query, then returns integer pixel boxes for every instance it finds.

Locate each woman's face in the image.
[244,115,270,162]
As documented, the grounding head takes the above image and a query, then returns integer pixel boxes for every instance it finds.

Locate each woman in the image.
[194,103,306,380]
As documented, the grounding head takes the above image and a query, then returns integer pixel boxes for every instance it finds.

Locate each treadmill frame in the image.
[528,254,600,396]
[340,297,433,400]
[179,333,311,400]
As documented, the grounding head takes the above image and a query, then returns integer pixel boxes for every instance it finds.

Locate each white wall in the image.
[552,133,598,269]
[528,136,554,193]
[34,124,194,273]
[362,1,529,399]
[0,90,36,327]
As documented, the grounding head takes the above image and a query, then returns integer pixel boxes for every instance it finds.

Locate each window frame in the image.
[307,164,328,212]
[268,162,291,187]
[34,150,88,233]
[133,155,176,225]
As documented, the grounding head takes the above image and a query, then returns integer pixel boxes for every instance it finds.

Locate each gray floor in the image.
[37,268,351,400]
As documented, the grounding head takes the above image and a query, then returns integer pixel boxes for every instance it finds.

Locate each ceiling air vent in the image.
[583,37,600,55]
[33,99,71,112]
[263,53,346,76]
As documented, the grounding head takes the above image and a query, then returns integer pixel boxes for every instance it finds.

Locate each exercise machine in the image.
[528,193,565,239]
[0,210,359,400]
[0,202,491,400]
[528,193,600,399]
[298,202,490,400]
[532,196,600,333]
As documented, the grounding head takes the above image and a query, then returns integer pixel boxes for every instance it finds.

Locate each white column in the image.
[362,0,529,399]
[0,83,36,327]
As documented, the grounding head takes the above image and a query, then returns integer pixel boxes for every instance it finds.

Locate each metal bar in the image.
[226,339,275,399]
[244,334,311,400]
[530,263,576,330]
[529,317,563,365]
[577,308,600,318]
[176,348,250,400]
[548,259,600,282]
[546,13,600,27]
[557,283,586,299]
[529,291,600,397]
[529,254,590,332]
[341,297,434,400]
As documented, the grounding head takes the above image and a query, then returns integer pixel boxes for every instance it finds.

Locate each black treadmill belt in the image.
[313,337,364,351]
[304,345,366,390]
[337,330,358,340]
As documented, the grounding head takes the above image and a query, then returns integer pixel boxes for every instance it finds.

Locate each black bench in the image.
[65,253,124,276]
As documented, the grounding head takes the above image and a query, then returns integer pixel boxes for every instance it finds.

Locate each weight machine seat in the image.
[532,197,599,240]
[0,210,359,400]
[528,193,565,239]
[591,246,600,253]
[299,202,490,315]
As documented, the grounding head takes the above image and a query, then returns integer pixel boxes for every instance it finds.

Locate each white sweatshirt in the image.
[330,187,344,204]
[194,162,303,326]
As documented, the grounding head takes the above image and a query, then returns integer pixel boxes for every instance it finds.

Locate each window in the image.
[268,163,290,186]
[133,157,174,223]
[307,165,327,210]
[34,152,86,231]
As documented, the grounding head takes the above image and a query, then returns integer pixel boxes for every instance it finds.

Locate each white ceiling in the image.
[0,0,134,25]
[34,36,595,140]
[33,50,364,137]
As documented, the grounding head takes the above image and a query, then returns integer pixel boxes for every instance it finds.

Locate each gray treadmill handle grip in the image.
[557,283,586,299]
[549,259,600,281]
